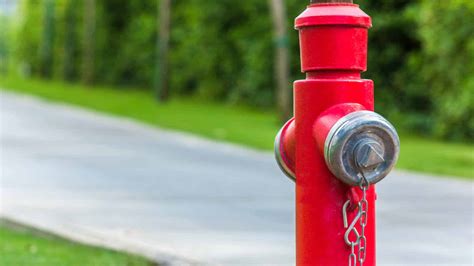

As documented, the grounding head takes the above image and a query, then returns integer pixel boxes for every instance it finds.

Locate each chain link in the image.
[343,170,370,266]
[358,177,369,266]
[349,243,357,266]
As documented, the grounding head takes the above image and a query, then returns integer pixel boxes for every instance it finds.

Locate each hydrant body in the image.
[273,3,395,265]
[295,4,376,265]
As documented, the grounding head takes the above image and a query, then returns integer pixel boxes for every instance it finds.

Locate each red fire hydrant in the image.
[274,1,400,265]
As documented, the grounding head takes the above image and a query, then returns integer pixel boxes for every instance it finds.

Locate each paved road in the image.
[0,91,472,266]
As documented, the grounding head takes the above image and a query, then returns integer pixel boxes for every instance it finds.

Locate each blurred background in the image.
[1,0,473,178]
[1,0,473,179]
[1,0,473,141]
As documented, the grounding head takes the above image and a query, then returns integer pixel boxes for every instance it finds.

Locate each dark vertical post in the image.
[39,0,55,78]
[63,0,77,81]
[156,0,171,102]
[268,0,291,122]
[82,0,96,85]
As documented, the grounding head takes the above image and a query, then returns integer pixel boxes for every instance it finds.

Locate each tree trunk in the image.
[82,0,95,85]
[156,0,171,102]
[63,0,77,81]
[39,0,55,78]
[268,0,291,122]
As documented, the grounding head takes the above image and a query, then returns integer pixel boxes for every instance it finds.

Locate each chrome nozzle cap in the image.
[324,111,400,186]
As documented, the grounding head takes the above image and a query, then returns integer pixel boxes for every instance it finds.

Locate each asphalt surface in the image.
[0,91,472,265]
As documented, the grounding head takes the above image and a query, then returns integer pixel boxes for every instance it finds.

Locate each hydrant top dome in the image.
[295,3,372,29]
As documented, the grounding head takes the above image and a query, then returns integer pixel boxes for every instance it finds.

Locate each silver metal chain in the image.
[358,177,369,266]
[343,170,370,266]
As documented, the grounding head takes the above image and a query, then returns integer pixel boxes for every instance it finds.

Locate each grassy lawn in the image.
[0,220,155,266]
[0,76,472,179]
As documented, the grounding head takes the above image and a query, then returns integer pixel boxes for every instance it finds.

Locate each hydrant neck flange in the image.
[295,4,372,29]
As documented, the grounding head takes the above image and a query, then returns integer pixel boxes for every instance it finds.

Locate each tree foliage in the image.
[406,0,474,140]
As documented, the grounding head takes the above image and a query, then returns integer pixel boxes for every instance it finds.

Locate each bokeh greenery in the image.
[1,0,473,141]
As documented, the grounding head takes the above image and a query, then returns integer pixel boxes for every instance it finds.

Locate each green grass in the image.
[398,135,473,178]
[0,220,156,266]
[0,76,472,179]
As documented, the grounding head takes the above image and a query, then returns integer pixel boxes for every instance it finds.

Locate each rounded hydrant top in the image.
[295,2,371,29]
[311,0,353,3]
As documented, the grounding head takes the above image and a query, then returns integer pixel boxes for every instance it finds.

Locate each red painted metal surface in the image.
[294,79,376,266]
[279,3,377,265]
[279,118,296,176]
[312,103,367,153]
